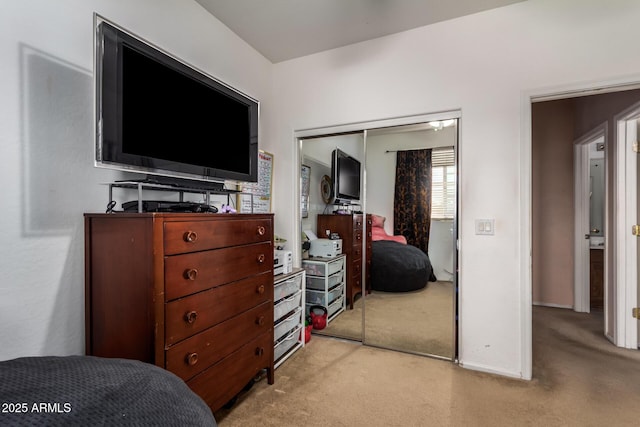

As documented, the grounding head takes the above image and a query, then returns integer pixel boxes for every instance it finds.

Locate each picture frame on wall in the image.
[301,164,311,218]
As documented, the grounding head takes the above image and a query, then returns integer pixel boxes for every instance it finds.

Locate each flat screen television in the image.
[331,149,361,203]
[94,18,259,187]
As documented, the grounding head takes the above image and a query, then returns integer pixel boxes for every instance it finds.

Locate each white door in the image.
[614,105,640,349]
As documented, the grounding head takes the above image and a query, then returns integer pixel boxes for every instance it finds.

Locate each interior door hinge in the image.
[632,225,640,236]
[633,141,639,153]
[633,308,640,319]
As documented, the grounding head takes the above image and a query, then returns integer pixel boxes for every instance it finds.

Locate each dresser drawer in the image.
[164,218,272,255]
[352,243,362,260]
[165,241,273,300]
[166,302,272,381]
[165,272,273,345]
[186,332,273,411]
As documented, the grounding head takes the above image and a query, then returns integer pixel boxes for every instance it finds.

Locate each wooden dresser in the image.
[84,213,274,412]
[590,248,604,310]
[316,213,371,309]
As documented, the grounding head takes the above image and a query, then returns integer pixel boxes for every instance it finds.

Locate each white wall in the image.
[5,0,640,382]
[0,0,272,360]
[269,0,640,379]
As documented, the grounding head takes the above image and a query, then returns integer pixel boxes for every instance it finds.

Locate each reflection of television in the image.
[331,149,361,203]
[95,18,259,186]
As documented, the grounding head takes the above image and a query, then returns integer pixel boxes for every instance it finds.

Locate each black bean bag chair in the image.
[371,240,436,292]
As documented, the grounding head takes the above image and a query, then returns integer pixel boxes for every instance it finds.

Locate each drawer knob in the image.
[184,311,198,324]
[257,226,266,236]
[257,285,265,294]
[256,316,265,326]
[183,268,198,281]
[257,254,265,264]
[185,352,199,366]
[183,231,198,243]
[255,347,264,356]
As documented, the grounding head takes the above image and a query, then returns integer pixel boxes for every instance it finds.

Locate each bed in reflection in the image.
[370,214,437,292]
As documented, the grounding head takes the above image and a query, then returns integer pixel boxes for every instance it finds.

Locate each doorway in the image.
[573,124,607,314]
[531,87,640,352]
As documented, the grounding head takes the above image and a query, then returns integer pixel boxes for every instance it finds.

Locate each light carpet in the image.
[316,280,455,358]
[214,306,640,426]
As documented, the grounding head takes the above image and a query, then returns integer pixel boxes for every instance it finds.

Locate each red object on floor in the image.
[304,325,312,343]
[309,305,328,330]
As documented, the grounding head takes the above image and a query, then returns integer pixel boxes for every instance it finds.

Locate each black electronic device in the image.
[95,18,259,186]
[331,148,361,203]
[122,200,218,213]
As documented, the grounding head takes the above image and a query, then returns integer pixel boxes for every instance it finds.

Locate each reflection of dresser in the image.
[590,249,604,310]
[84,213,274,413]
[316,214,371,309]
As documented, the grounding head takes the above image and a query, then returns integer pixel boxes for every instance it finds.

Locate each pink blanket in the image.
[371,217,407,244]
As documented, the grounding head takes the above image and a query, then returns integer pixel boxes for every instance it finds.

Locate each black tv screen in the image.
[331,149,361,202]
[95,19,259,184]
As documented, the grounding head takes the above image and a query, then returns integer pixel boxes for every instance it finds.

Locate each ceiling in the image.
[195,0,527,63]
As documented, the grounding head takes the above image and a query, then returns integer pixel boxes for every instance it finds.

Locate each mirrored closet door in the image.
[300,132,365,342]
[299,118,458,360]
[363,122,457,359]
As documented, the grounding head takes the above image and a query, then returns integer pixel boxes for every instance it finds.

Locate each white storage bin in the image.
[302,256,344,277]
[274,308,302,343]
[274,326,302,361]
[306,284,344,306]
[274,290,302,320]
[306,270,343,291]
[328,296,344,318]
[274,274,303,302]
[328,284,344,305]
[305,289,327,305]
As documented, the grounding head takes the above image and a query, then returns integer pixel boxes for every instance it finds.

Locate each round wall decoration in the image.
[320,175,333,203]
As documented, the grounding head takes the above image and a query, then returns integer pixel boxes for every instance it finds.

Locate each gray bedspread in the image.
[0,355,216,426]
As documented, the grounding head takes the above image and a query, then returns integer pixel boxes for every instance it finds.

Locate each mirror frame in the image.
[294,111,461,359]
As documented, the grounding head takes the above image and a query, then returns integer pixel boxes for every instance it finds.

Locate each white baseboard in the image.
[532,301,573,309]
[459,361,528,380]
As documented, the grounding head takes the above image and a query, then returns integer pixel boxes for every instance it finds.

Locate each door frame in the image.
[293,110,461,358]
[573,123,607,314]
[524,79,640,371]
[614,101,640,349]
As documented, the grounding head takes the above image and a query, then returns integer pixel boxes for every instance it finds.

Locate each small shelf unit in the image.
[302,255,346,325]
[273,268,306,369]
[105,180,252,212]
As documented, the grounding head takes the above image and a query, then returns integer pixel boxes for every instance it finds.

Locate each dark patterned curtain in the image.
[393,149,432,254]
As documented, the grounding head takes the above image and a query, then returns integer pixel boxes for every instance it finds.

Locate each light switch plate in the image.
[475,219,495,235]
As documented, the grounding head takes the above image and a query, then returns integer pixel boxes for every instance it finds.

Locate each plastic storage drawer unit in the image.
[274,308,303,343]
[274,274,303,302]
[274,290,302,320]
[302,256,344,277]
[306,284,344,306]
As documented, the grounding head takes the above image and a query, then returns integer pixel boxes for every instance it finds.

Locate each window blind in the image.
[431,147,456,219]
